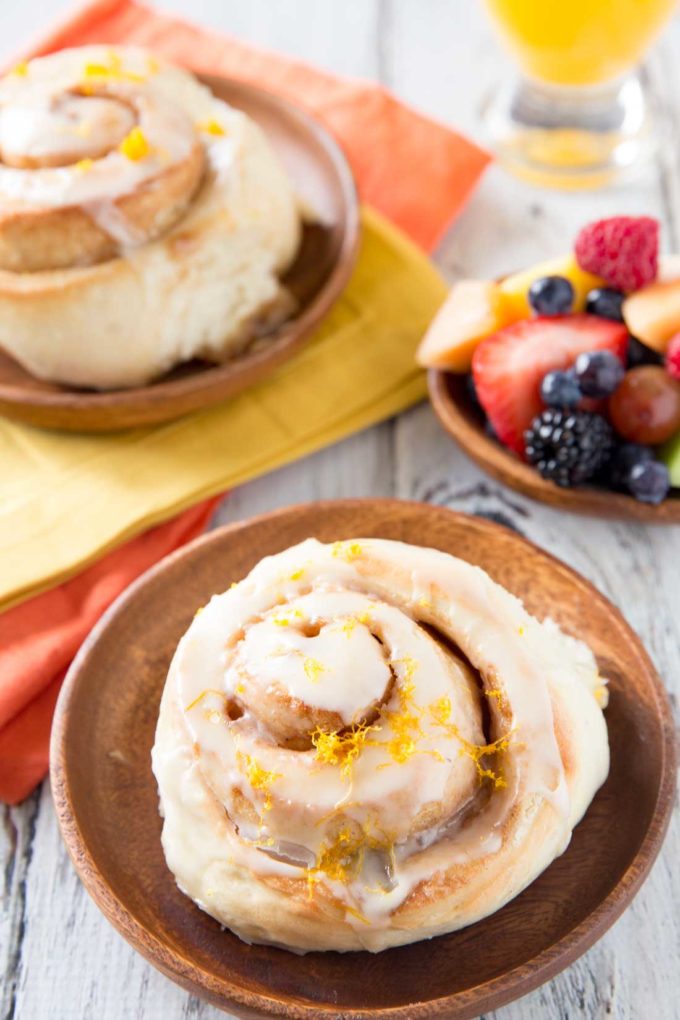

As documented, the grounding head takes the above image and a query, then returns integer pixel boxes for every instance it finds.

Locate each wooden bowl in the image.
[429,369,680,523]
[0,76,359,432]
[51,499,676,1019]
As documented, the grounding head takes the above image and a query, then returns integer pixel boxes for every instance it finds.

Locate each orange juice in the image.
[485,0,676,86]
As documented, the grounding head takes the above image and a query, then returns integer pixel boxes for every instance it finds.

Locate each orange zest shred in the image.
[304,657,325,683]
[486,688,509,712]
[429,696,511,789]
[344,904,371,925]
[237,752,281,813]
[594,683,608,707]
[119,127,150,161]
[289,568,304,581]
[376,657,425,766]
[273,608,303,627]
[311,721,380,779]
[84,51,145,83]
[305,817,395,928]
[331,541,363,562]
[184,688,225,712]
[197,118,226,136]
[11,62,29,77]
[341,610,372,636]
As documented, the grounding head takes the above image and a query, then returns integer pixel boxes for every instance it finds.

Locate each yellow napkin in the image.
[0,207,447,610]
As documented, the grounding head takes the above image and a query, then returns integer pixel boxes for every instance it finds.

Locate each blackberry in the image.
[524,409,614,487]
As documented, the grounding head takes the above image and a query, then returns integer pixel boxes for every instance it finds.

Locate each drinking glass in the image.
[482,0,677,187]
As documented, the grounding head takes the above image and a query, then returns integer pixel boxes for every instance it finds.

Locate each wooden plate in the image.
[429,369,680,523]
[51,499,676,1020]
[0,76,359,432]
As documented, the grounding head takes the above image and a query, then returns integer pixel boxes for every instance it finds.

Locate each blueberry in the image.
[574,350,625,398]
[608,443,654,489]
[627,336,663,368]
[585,287,625,322]
[540,370,581,408]
[528,275,575,316]
[627,460,671,504]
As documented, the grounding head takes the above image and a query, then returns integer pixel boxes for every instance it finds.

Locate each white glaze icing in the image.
[152,538,610,952]
[0,47,224,218]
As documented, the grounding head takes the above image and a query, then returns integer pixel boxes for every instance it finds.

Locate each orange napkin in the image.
[0,499,220,803]
[0,0,490,803]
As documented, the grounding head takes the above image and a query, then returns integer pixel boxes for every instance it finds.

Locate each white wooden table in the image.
[1,2,679,1018]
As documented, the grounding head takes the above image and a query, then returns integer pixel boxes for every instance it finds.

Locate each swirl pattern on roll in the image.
[0,47,301,388]
[0,49,206,271]
[153,538,610,953]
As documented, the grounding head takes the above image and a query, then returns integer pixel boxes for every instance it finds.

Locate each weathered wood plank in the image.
[0,793,41,1020]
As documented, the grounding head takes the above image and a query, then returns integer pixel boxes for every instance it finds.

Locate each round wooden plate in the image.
[0,76,359,432]
[429,369,680,523]
[51,499,676,1020]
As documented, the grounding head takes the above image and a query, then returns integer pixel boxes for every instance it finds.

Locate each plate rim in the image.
[50,498,677,1020]
[0,74,360,431]
[428,368,680,524]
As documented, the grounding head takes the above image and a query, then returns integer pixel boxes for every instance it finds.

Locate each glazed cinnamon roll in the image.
[152,538,609,953]
[0,47,300,389]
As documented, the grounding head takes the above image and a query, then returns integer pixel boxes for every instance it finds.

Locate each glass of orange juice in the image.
[482,0,676,187]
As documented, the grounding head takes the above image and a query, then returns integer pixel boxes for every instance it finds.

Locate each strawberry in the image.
[472,315,629,455]
[574,216,659,292]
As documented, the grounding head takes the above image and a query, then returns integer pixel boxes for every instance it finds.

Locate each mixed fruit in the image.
[418,215,680,505]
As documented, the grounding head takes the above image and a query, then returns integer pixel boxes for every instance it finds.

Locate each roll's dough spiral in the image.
[0,47,301,388]
[152,538,609,953]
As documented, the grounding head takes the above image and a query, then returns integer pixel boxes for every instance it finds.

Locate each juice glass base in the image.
[483,72,658,189]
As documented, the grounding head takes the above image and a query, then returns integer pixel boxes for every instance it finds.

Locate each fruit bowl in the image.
[420,217,680,521]
[428,368,680,523]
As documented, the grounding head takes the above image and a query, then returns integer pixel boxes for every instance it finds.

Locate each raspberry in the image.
[666,333,680,381]
[574,216,659,293]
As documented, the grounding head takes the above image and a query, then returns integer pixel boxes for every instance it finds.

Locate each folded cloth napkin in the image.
[0,0,489,801]
[0,499,220,803]
[1,209,450,609]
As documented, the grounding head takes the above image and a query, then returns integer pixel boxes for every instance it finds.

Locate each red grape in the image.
[608,366,680,445]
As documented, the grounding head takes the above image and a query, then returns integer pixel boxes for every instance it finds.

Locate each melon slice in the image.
[416,279,513,372]
[623,273,680,353]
